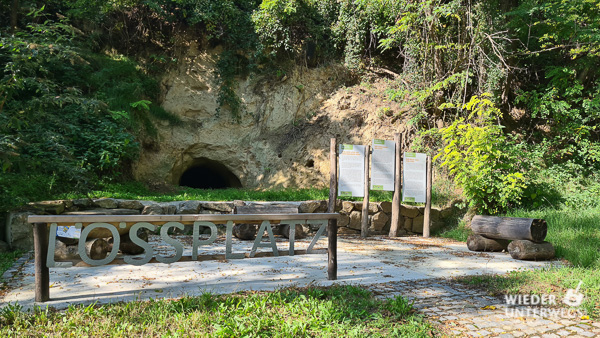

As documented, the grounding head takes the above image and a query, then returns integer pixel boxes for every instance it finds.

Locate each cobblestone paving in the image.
[369,280,599,337]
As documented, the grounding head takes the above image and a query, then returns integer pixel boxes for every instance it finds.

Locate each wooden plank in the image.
[389,133,402,237]
[361,144,370,238]
[423,155,432,238]
[471,215,547,242]
[33,223,49,302]
[28,213,339,224]
[328,138,338,280]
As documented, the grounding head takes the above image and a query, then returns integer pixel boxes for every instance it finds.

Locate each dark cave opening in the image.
[179,159,242,189]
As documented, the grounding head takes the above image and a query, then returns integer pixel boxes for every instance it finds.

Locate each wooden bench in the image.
[28,213,339,302]
[232,204,307,240]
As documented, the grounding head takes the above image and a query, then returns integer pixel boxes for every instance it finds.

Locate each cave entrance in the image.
[179,158,242,189]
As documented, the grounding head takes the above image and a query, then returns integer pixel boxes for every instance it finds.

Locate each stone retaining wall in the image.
[5,198,459,251]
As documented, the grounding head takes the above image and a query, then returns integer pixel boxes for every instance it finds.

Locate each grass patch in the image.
[439,206,600,319]
[0,285,435,337]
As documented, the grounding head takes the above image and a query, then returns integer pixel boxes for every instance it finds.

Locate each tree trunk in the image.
[55,238,109,261]
[507,240,555,260]
[471,215,547,242]
[467,234,509,252]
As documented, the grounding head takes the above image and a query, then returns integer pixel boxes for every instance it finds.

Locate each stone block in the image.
[142,204,163,215]
[159,202,178,215]
[201,202,234,213]
[412,215,425,233]
[6,212,34,250]
[118,200,145,210]
[400,205,420,218]
[353,202,380,214]
[338,214,350,227]
[27,200,65,214]
[64,208,140,215]
[299,200,323,213]
[178,200,201,214]
[341,201,354,213]
[403,217,412,232]
[371,212,389,231]
[348,211,362,230]
[380,201,392,213]
[73,198,93,208]
[93,198,118,209]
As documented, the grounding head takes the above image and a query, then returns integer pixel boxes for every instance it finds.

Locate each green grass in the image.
[438,206,600,319]
[0,285,435,337]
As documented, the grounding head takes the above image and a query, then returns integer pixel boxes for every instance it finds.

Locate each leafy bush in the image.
[0,8,173,211]
[434,94,528,213]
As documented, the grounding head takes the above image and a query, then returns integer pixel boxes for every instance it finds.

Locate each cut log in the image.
[471,215,547,242]
[54,238,109,261]
[54,239,79,261]
[280,224,307,239]
[85,238,110,260]
[467,234,510,252]
[507,240,555,260]
[232,224,258,240]
[119,229,149,255]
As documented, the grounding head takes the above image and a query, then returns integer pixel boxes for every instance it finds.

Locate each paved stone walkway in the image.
[369,280,600,337]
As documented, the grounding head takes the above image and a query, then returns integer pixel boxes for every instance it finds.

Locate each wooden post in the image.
[389,133,402,237]
[327,217,338,280]
[361,145,370,238]
[423,155,432,238]
[327,138,338,280]
[33,223,50,302]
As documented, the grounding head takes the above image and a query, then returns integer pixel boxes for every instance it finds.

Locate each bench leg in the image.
[327,218,337,280]
[33,222,50,302]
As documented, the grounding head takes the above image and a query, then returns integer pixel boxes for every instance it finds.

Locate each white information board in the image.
[338,144,365,197]
[56,226,81,238]
[370,139,395,191]
[403,152,427,203]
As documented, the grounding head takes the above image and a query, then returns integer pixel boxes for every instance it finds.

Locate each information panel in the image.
[338,144,365,197]
[402,152,427,203]
[370,139,395,191]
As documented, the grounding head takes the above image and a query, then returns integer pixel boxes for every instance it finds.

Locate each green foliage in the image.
[0,285,434,336]
[434,94,528,213]
[0,8,174,212]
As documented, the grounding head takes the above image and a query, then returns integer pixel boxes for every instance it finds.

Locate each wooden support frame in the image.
[327,138,338,280]
[423,155,432,238]
[389,133,402,237]
[361,144,370,238]
[28,213,339,303]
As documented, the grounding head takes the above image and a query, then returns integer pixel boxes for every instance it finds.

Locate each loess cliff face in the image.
[133,42,410,189]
